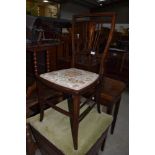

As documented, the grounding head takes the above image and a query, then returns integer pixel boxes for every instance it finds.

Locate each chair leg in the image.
[101,137,106,151]
[38,90,44,121]
[26,124,37,155]
[110,97,121,134]
[40,102,44,122]
[101,130,108,151]
[97,101,101,113]
[36,80,45,122]
[67,95,73,130]
[71,95,80,150]
[95,85,101,113]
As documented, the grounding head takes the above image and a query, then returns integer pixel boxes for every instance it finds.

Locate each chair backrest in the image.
[71,12,116,77]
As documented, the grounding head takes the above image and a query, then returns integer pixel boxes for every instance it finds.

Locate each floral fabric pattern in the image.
[40,68,99,90]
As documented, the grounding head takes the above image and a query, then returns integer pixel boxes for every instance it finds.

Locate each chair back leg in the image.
[110,97,121,134]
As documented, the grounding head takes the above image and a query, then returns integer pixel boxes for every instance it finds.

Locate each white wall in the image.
[60,2,89,20]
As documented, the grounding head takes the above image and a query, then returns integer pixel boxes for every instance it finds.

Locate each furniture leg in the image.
[101,130,108,151]
[67,95,73,130]
[26,124,37,155]
[71,95,80,150]
[37,80,45,122]
[40,100,44,122]
[110,97,121,134]
[96,85,101,113]
[97,98,101,113]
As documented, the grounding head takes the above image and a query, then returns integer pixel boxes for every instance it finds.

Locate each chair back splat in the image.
[37,12,116,150]
[71,12,116,77]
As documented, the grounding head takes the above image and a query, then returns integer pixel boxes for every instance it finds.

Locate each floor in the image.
[99,90,129,155]
[35,90,129,155]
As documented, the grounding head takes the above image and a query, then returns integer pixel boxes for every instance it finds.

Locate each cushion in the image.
[27,99,113,155]
[40,68,99,90]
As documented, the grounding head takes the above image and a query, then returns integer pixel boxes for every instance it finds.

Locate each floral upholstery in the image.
[40,68,99,91]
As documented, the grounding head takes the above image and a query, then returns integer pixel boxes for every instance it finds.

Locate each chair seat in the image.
[27,99,113,155]
[40,68,99,91]
[101,77,126,103]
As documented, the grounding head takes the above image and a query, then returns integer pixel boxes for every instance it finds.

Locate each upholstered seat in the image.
[40,68,99,91]
[27,99,113,155]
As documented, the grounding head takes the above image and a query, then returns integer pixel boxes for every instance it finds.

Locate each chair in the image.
[37,12,116,150]
[100,76,126,134]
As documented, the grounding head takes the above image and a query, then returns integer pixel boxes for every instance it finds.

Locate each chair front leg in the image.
[67,95,73,130]
[71,95,80,150]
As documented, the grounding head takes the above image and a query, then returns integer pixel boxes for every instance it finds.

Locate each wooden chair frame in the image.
[37,12,116,150]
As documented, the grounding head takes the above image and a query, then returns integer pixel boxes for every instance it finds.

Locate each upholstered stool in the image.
[27,99,113,155]
[100,77,126,134]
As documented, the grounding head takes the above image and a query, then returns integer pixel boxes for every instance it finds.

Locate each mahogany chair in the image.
[37,12,116,150]
[100,76,126,134]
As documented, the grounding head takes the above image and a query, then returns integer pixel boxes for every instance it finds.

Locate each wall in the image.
[60,1,129,32]
[93,1,129,24]
[91,1,129,32]
[60,2,89,20]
